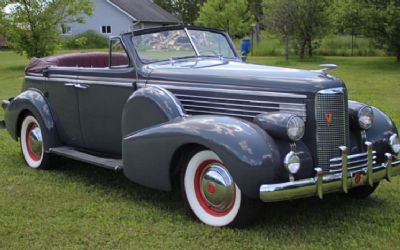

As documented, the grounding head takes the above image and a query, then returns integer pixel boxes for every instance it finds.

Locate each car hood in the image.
[145,59,344,97]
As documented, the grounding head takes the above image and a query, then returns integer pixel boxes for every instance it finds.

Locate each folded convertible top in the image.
[25,52,117,74]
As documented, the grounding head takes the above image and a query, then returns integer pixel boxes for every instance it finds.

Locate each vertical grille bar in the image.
[315,88,349,172]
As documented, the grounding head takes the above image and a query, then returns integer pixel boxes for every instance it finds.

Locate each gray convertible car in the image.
[1,26,400,227]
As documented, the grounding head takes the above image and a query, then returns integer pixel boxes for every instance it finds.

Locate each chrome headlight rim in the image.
[358,106,374,130]
[284,151,301,174]
[286,116,305,142]
[389,134,400,154]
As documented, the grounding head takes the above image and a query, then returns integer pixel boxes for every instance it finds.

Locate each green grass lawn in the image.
[1,51,400,249]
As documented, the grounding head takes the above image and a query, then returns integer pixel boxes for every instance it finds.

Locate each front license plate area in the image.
[351,172,366,187]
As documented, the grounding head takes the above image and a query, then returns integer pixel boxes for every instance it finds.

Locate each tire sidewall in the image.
[182,150,242,227]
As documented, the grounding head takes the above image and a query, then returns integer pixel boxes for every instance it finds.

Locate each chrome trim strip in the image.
[330,151,376,163]
[184,109,254,118]
[26,75,134,88]
[150,83,307,99]
[25,76,48,81]
[174,93,306,106]
[317,87,344,94]
[179,98,306,112]
[76,79,133,87]
[182,104,278,114]
[259,143,400,202]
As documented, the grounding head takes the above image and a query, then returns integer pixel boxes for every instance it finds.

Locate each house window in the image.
[101,25,112,34]
[61,24,72,35]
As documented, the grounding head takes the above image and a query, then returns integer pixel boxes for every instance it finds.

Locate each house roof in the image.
[108,0,181,24]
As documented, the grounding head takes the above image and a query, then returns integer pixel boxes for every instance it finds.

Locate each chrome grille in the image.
[315,88,349,172]
[170,91,307,120]
[329,151,377,174]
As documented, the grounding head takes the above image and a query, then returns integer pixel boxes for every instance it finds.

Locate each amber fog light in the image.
[389,134,400,154]
[284,151,301,174]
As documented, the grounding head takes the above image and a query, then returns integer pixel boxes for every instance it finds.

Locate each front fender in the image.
[349,101,398,161]
[122,116,281,199]
[4,89,60,148]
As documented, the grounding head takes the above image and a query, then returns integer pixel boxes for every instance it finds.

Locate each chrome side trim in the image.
[150,83,307,99]
[174,93,306,106]
[25,75,135,88]
[259,142,400,202]
[184,109,254,118]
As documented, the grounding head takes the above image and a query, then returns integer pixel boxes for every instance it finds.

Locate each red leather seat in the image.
[26,52,129,74]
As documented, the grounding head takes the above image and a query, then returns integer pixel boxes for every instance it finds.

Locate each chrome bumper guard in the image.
[260,142,400,202]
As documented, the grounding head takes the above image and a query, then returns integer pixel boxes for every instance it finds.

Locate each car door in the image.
[45,71,85,147]
[77,38,136,155]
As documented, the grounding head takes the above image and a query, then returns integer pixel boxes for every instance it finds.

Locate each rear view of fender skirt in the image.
[260,141,400,202]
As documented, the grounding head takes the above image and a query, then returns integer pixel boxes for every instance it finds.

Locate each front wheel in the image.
[20,114,53,169]
[180,149,259,228]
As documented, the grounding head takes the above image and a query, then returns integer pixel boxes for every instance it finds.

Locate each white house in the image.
[63,0,181,37]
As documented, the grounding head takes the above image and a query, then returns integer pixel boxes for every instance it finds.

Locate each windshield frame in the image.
[130,25,240,65]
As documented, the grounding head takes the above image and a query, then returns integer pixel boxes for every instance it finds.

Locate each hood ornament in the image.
[319,64,337,74]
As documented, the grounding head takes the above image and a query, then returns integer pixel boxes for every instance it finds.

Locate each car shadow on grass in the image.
[51,157,389,230]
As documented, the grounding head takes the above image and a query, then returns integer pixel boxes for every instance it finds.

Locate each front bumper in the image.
[260,141,400,202]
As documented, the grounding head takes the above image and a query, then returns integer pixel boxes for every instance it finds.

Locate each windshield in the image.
[132,28,236,63]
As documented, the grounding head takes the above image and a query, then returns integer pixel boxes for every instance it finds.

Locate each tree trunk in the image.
[299,40,306,60]
[308,38,313,58]
[397,50,400,63]
[284,34,289,63]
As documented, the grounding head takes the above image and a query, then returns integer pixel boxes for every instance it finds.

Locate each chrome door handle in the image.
[64,83,89,89]
[64,83,76,87]
[74,83,89,89]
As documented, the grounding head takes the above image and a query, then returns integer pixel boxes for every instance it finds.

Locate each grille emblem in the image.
[325,113,333,127]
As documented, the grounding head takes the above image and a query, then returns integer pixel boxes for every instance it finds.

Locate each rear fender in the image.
[4,89,60,149]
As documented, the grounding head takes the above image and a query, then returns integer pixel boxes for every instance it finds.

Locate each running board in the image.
[50,146,123,171]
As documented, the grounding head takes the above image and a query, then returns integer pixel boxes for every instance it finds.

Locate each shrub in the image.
[62,30,108,49]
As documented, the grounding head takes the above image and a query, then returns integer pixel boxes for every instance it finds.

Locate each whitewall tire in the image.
[181,149,259,227]
[20,115,51,169]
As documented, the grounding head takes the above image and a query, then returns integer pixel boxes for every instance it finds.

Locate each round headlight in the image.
[284,151,301,174]
[358,106,374,130]
[287,116,305,141]
[389,134,400,154]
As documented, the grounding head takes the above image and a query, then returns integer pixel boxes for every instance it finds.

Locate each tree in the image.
[363,0,400,63]
[154,0,205,24]
[332,0,365,56]
[0,0,92,58]
[294,0,332,59]
[195,0,254,38]
[248,0,263,42]
[262,0,297,62]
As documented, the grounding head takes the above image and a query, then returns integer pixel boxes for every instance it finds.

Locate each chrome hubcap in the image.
[28,125,43,159]
[200,164,235,213]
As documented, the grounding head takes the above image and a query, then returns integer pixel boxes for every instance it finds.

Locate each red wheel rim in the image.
[25,122,41,161]
[194,160,236,217]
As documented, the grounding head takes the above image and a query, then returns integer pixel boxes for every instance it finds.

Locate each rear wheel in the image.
[347,182,380,199]
[20,115,53,169]
[180,149,259,228]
